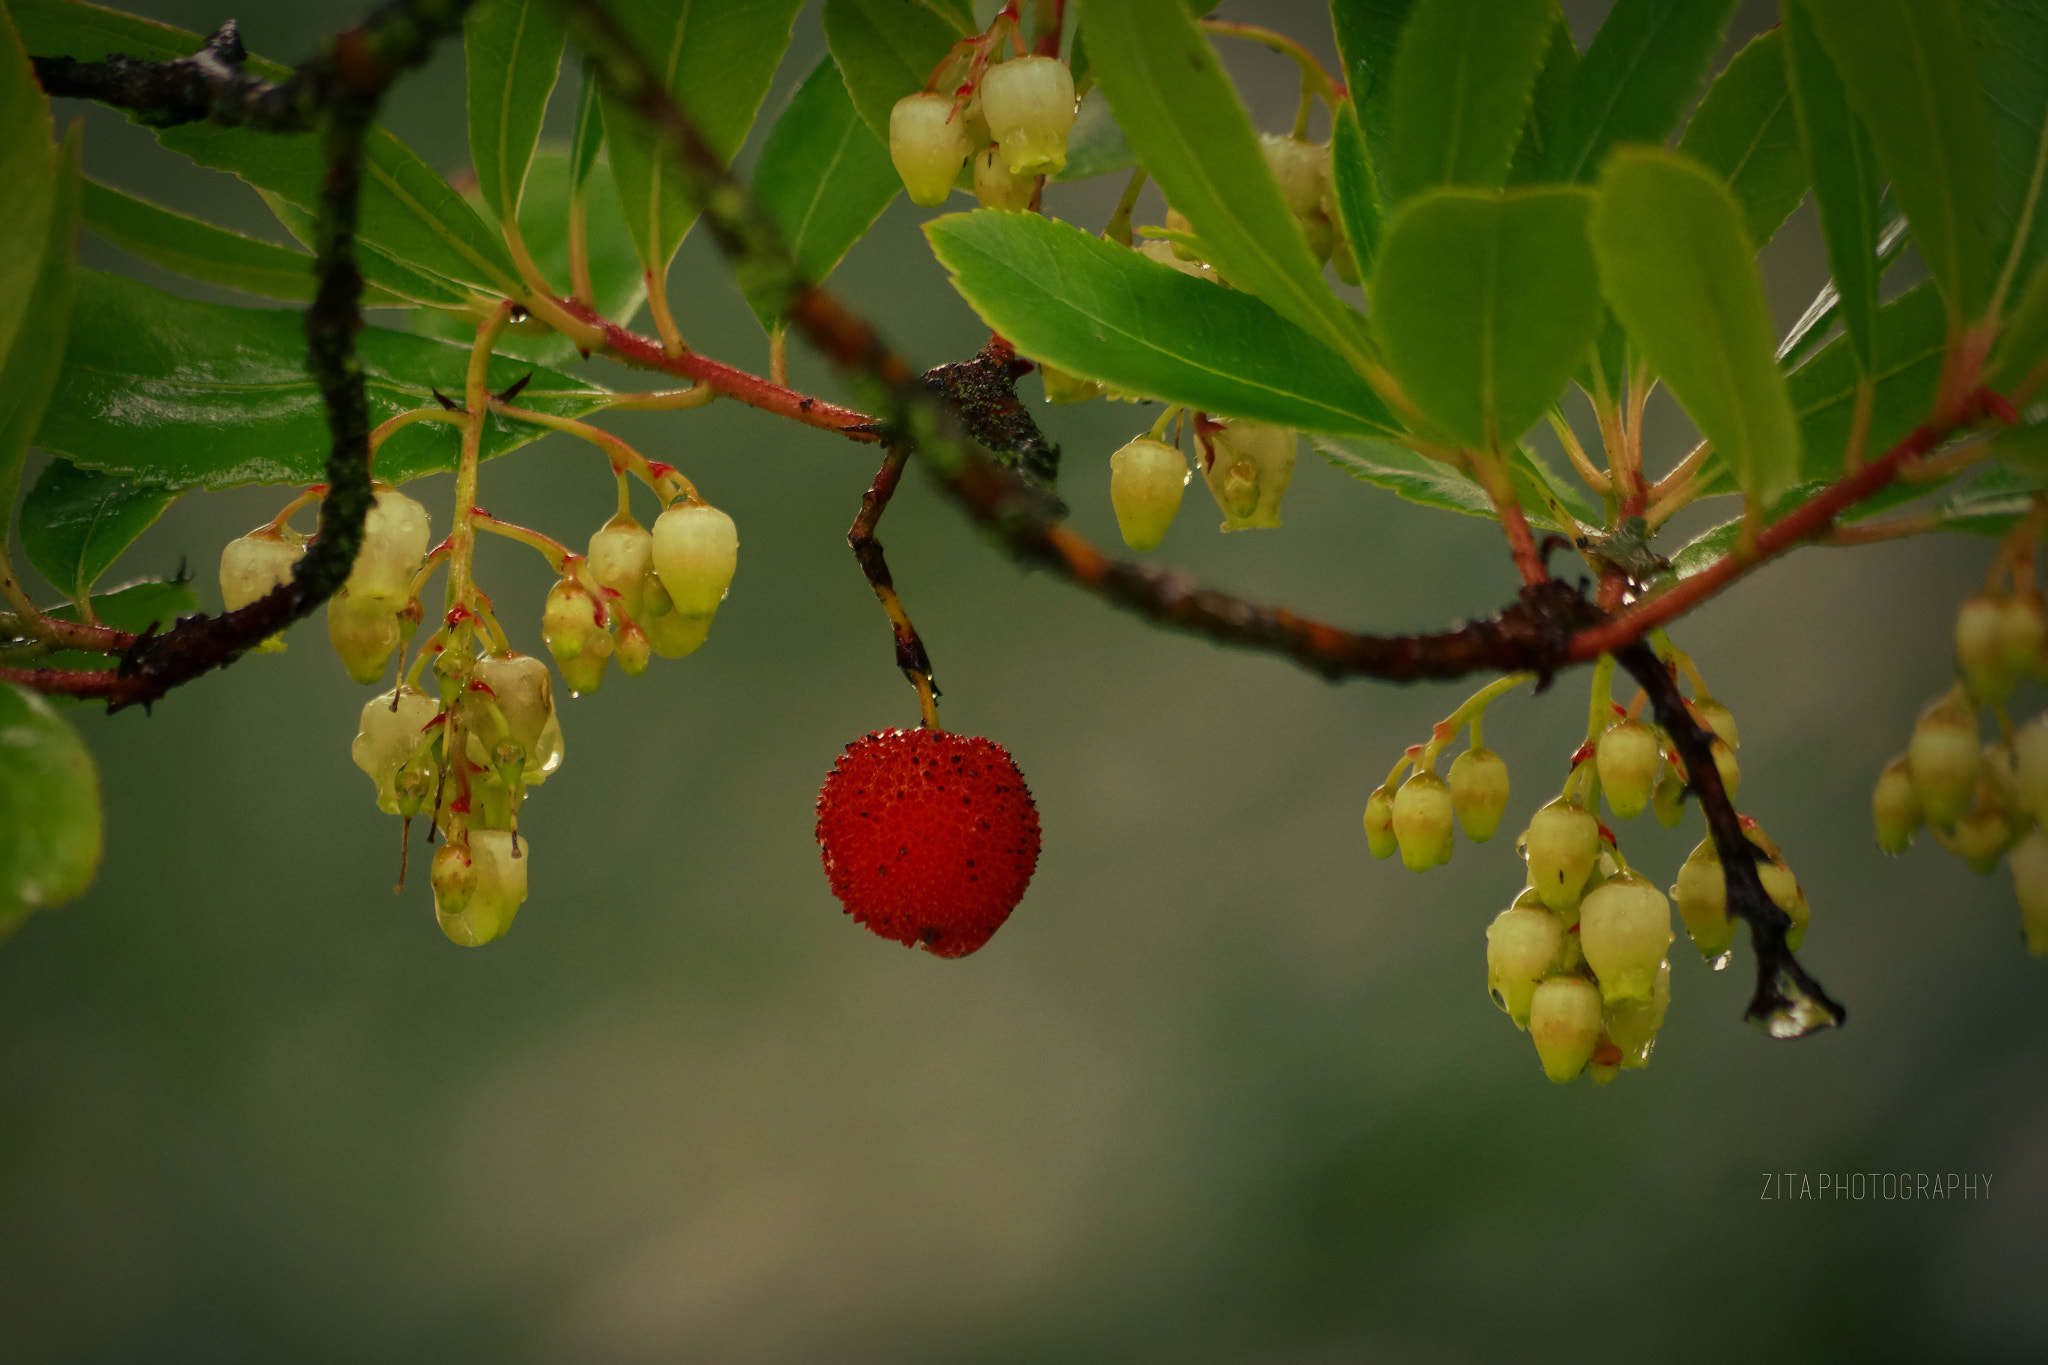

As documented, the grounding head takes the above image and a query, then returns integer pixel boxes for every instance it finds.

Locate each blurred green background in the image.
[4,2,2044,1360]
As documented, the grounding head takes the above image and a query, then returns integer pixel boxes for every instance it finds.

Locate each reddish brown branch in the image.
[0,665,130,699]
[847,444,939,725]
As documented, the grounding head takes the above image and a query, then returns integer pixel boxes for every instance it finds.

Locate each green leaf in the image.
[747,57,900,328]
[1991,252,2048,389]
[18,461,177,606]
[1591,147,1799,506]
[1314,434,1593,529]
[916,0,976,34]
[1369,187,1602,451]
[1330,0,1417,183]
[825,0,965,143]
[34,272,611,490]
[1383,0,1555,205]
[0,683,101,930]
[81,176,413,307]
[256,190,475,309]
[1803,0,1997,325]
[601,0,805,277]
[1507,10,1579,185]
[1080,0,1376,377]
[1675,28,1808,249]
[1782,0,1884,377]
[1540,0,1737,184]
[925,211,1400,436]
[1975,0,2048,322]
[1787,281,1946,478]
[0,125,79,525]
[1055,90,1136,182]
[465,0,568,229]
[1774,211,1909,371]
[569,58,605,196]
[1330,102,1385,273]
[0,0,56,384]
[11,0,523,297]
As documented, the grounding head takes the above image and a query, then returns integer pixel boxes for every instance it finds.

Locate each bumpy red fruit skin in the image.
[816,728,1041,958]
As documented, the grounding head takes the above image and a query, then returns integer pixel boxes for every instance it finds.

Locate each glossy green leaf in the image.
[1591,148,1799,506]
[569,58,605,196]
[258,191,476,309]
[1675,28,1807,249]
[926,211,1400,436]
[1541,0,1737,184]
[1383,0,1555,205]
[1370,187,1601,451]
[917,0,975,34]
[35,272,610,490]
[601,0,805,276]
[1804,0,1996,324]
[1330,0,1416,183]
[466,0,568,228]
[1775,212,1909,371]
[1788,282,1945,478]
[1315,434,1594,529]
[746,57,900,328]
[18,461,177,606]
[1936,463,2041,536]
[0,125,78,522]
[1782,0,1883,377]
[0,682,101,930]
[825,0,965,143]
[1990,253,2048,389]
[1055,91,1136,182]
[12,0,523,297]
[1330,102,1384,273]
[0,0,55,384]
[1081,0,1375,376]
[1507,10,1579,185]
[1977,0,2048,318]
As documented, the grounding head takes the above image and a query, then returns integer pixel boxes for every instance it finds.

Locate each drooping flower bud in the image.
[1363,785,1397,859]
[1908,689,1981,827]
[587,517,654,623]
[1710,737,1741,800]
[327,587,402,685]
[1605,957,1671,1068]
[1448,746,1509,842]
[1039,362,1103,404]
[1652,761,1686,827]
[1691,698,1739,749]
[651,503,739,617]
[615,620,652,677]
[2014,713,2048,823]
[1671,837,1733,961]
[1521,798,1600,915]
[1201,420,1296,531]
[1299,208,1335,264]
[1163,206,1203,261]
[541,578,612,696]
[1956,593,2014,704]
[345,486,432,606]
[889,91,971,207]
[220,530,306,653]
[436,830,527,947]
[1579,869,1674,1005]
[351,686,440,813]
[472,652,562,783]
[640,582,715,658]
[1528,975,1602,1083]
[972,143,1036,211]
[1392,770,1455,870]
[1950,787,2013,876]
[1595,720,1659,820]
[1137,237,1217,281]
[1107,436,1188,551]
[1486,901,1564,1028]
[1999,593,2046,678]
[2008,827,2048,955]
[1754,853,1809,950]
[1872,754,1921,854]
[980,56,1075,176]
[1330,229,1360,286]
[1259,133,1328,217]
[430,843,476,921]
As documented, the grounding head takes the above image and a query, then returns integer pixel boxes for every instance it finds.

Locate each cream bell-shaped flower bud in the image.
[473,653,562,783]
[1202,420,1296,531]
[1299,207,1334,265]
[1909,689,1981,827]
[1392,770,1455,870]
[587,517,654,623]
[1039,361,1104,405]
[2014,713,2048,823]
[1999,593,2046,678]
[1108,436,1188,551]
[1709,737,1741,801]
[1950,786,2013,876]
[615,621,652,677]
[2008,827,2048,955]
[1260,133,1328,216]
[1448,746,1509,842]
[1872,754,1922,854]
[980,55,1075,176]
[1956,593,2014,704]
[972,143,1036,211]
[220,530,305,653]
[1163,206,1203,261]
[436,830,527,947]
[541,578,613,697]
[1652,762,1686,827]
[327,587,401,685]
[1486,902,1564,1029]
[1579,869,1674,1005]
[1692,697,1739,749]
[1605,958,1671,1068]
[1529,976,1602,1083]
[1672,837,1734,961]
[1596,720,1660,820]
[1363,786,1397,858]
[431,843,477,920]
[1331,229,1360,286]
[889,92,971,207]
[651,503,739,617]
[641,601,714,659]
[1521,798,1600,915]
[1756,856,1809,950]
[345,486,431,605]
[1137,237,1218,282]
[351,686,439,814]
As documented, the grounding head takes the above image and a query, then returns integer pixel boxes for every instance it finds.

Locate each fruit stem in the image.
[849,443,942,729]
